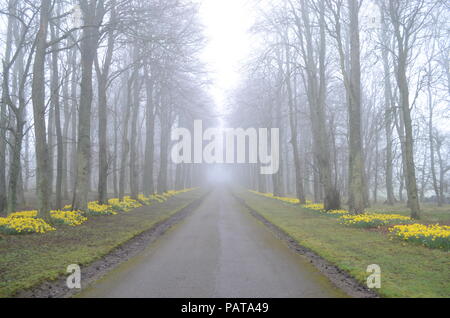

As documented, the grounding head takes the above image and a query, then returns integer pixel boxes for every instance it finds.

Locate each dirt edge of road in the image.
[232,192,379,298]
[16,193,209,298]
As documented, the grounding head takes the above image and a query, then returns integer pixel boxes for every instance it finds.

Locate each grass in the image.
[0,189,205,298]
[235,190,450,298]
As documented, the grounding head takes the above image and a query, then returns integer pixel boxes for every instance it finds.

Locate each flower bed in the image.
[0,217,55,234]
[301,204,349,216]
[249,190,300,204]
[50,210,87,226]
[138,194,152,205]
[87,202,117,216]
[274,196,300,204]
[340,213,412,228]
[150,194,167,203]
[326,209,349,216]
[8,210,38,218]
[302,203,325,211]
[107,197,142,212]
[389,224,450,250]
[0,188,197,235]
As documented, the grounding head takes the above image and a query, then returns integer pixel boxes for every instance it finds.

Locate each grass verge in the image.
[0,189,205,298]
[235,189,450,298]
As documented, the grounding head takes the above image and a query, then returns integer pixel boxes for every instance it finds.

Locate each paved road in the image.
[78,188,345,298]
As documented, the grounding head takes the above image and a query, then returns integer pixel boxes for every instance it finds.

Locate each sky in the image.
[198,0,256,116]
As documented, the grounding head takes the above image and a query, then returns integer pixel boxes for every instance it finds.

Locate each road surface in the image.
[78,188,345,298]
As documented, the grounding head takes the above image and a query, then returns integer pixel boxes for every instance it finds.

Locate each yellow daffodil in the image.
[390,223,450,250]
[340,213,411,228]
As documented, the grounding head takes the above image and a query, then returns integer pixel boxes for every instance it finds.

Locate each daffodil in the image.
[340,213,411,228]
[390,224,450,250]
[0,216,55,234]
[8,210,38,218]
[50,210,87,226]
[249,190,301,204]
[87,202,117,216]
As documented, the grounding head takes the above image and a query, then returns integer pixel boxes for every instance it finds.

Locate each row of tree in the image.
[231,0,449,218]
[0,0,211,218]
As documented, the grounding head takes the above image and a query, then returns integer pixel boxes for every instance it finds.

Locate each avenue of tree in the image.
[0,0,211,218]
[230,0,449,218]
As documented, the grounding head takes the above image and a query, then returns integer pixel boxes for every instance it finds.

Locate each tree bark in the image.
[297,0,340,210]
[32,0,52,218]
[346,0,366,214]
[119,72,133,200]
[388,1,421,219]
[50,18,63,209]
[144,67,155,195]
[96,0,115,204]
[73,0,104,211]
[157,91,170,194]
[0,0,17,215]
[130,70,141,199]
[285,44,305,202]
[380,7,396,205]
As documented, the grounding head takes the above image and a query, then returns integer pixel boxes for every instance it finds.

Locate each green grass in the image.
[236,190,450,298]
[0,190,205,298]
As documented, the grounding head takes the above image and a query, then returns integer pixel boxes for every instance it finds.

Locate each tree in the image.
[73,0,105,211]
[95,0,116,204]
[294,0,341,210]
[32,0,52,218]
[378,3,396,205]
[385,0,434,219]
[325,0,367,213]
[143,64,155,196]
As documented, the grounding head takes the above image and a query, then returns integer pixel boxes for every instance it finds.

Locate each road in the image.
[78,188,345,298]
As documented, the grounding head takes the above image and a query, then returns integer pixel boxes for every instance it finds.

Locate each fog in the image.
[0,0,448,219]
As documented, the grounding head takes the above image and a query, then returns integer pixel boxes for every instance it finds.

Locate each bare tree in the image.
[385,0,436,218]
[73,0,105,211]
[32,0,52,218]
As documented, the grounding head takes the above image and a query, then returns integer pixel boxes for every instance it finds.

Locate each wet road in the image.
[78,188,345,298]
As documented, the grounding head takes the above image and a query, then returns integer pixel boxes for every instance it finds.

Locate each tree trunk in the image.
[130,72,141,199]
[32,0,52,219]
[388,0,421,219]
[70,47,78,193]
[73,0,104,211]
[97,75,109,203]
[379,7,396,205]
[285,44,305,202]
[119,72,133,199]
[113,94,119,198]
[157,93,170,194]
[396,53,421,218]
[427,76,440,205]
[0,0,17,215]
[62,66,71,200]
[96,0,115,204]
[144,68,155,195]
[346,0,366,214]
[51,19,63,209]
[299,0,340,210]
[435,136,445,207]
[7,16,32,213]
